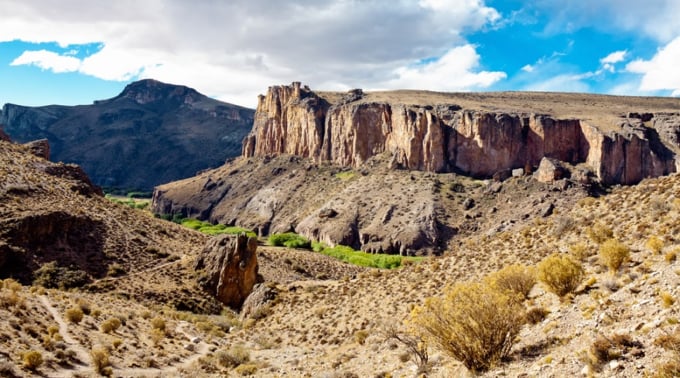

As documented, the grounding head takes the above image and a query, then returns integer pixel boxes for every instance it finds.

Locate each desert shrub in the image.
[107,263,126,277]
[569,242,591,261]
[22,350,43,371]
[235,363,258,376]
[410,282,524,373]
[660,291,676,308]
[587,223,613,244]
[599,239,630,273]
[666,250,678,263]
[90,346,110,374]
[150,316,166,331]
[216,345,250,368]
[654,360,680,378]
[654,329,680,350]
[268,233,311,249]
[33,262,88,289]
[150,328,165,346]
[100,318,121,333]
[646,236,665,254]
[537,254,584,297]
[525,307,550,324]
[354,330,369,345]
[484,264,536,299]
[65,307,84,324]
[383,324,429,373]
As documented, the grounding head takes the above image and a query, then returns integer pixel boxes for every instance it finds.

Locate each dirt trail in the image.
[39,295,214,377]
[113,321,213,378]
[38,295,92,377]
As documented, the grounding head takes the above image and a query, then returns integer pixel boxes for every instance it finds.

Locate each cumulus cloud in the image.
[385,45,506,90]
[1,0,504,106]
[600,50,627,73]
[626,36,680,96]
[10,50,81,73]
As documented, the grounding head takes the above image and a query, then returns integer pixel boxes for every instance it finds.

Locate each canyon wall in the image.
[243,83,680,185]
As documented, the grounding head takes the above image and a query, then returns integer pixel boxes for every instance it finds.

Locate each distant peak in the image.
[116,79,205,106]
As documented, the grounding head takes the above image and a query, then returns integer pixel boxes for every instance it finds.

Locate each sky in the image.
[1,0,680,109]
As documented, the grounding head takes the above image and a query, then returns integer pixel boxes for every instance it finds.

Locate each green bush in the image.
[268,233,312,249]
[410,282,524,373]
[537,254,584,297]
[178,219,256,237]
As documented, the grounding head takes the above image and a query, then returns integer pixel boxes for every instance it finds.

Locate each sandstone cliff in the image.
[243,83,680,185]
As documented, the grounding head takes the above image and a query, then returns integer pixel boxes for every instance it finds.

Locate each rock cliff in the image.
[0,79,254,191]
[243,83,680,185]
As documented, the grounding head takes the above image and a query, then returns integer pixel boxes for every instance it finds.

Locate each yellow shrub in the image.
[100,318,121,333]
[646,236,664,254]
[484,264,536,299]
[22,350,43,371]
[150,316,166,331]
[537,254,583,297]
[587,223,613,244]
[65,307,84,323]
[90,346,110,374]
[410,282,524,373]
[599,239,630,273]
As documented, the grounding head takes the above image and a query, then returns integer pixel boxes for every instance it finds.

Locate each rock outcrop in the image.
[243,83,680,185]
[23,139,50,160]
[195,234,259,308]
[0,79,254,191]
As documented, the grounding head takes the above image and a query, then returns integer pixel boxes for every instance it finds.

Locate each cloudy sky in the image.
[1,0,680,108]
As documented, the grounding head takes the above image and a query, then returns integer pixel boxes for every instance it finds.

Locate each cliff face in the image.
[243,83,680,185]
[1,79,255,191]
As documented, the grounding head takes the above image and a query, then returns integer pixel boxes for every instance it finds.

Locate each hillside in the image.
[154,83,680,254]
[0,79,254,191]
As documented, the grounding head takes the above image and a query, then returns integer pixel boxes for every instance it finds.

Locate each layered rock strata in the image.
[243,83,680,185]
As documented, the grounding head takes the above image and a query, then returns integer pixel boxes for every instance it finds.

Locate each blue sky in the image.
[1,0,680,108]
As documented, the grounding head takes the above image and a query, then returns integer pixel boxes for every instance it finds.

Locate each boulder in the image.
[195,234,259,309]
[240,283,278,320]
[24,139,50,160]
[534,157,569,183]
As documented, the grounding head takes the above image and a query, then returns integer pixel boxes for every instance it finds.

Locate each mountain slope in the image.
[0,79,254,191]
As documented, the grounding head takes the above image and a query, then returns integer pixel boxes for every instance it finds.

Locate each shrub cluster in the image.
[22,350,43,371]
[410,282,524,373]
[180,218,257,237]
[216,345,250,368]
[312,242,421,269]
[100,318,122,333]
[65,307,84,324]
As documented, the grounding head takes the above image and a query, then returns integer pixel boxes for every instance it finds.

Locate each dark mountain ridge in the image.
[0,79,255,191]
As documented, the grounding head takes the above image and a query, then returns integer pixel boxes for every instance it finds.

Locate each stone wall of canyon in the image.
[243,82,680,185]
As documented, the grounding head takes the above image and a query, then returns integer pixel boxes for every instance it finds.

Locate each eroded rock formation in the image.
[243,83,680,185]
[195,234,259,308]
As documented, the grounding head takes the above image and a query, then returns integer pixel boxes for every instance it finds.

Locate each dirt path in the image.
[39,295,215,377]
[112,321,213,377]
[38,295,92,377]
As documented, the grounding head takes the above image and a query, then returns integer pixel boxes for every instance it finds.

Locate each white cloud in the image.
[524,73,591,93]
[601,50,627,64]
[1,0,503,106]
[384,45,506,90]
[10,50,81,73]
[521,64,534,73]
[626,36,680,94]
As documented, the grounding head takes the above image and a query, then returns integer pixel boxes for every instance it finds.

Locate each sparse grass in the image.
[335,171,355,180]
[410,282,524,373]
[216,345,250,368]
[599,239,630,273]
[587,223,613,244]
[537,254,584,298]
[354,330,369,345]
[151,316,166,331]
[646,236,665,254]
[660,291,676,308]
[235,363,258,376]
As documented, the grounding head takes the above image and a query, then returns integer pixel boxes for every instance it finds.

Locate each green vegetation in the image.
[312,241,422,269]
[179,218,257,237]
[33,262,89,289]
[268,232,312,249]
[334,170,356,180]
[105,193,150,210]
